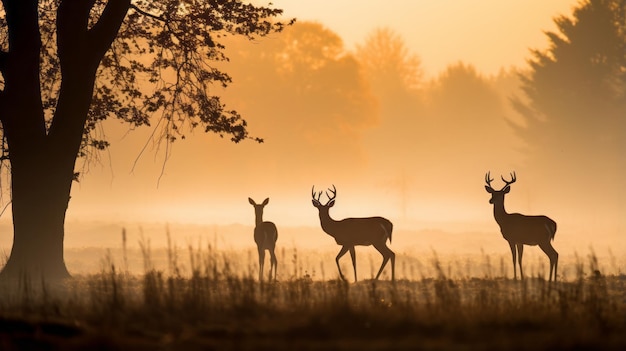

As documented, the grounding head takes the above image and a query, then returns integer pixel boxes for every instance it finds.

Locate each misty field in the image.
[1,232,625,351]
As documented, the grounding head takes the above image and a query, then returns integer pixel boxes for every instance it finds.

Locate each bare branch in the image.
[129,3,165,22]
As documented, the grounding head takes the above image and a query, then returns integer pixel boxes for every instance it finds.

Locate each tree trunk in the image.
[0,0,130,282]
[1,160,72,281]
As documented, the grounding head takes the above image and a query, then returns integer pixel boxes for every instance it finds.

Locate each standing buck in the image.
[248,198,278,281]
[311,185,395,282]
[484,172,558,281]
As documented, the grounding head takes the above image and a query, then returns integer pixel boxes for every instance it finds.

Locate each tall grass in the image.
[0,230,624,350]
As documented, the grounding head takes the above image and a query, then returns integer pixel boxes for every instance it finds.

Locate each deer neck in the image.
[318,209,338,235]
[492,200,509,224]
[254,211,263,226]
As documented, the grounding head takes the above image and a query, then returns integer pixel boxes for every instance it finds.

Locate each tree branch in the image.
[88,0,131,60]
[0,0,46,142]
[129,3,166,22]
[56,0,95,65]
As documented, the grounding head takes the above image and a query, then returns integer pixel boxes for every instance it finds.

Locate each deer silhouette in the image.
[485,172,558,281]
[248,197,278,281]
[312,185,395,282]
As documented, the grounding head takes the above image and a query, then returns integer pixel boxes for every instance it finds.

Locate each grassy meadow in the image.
[0,225,625,350]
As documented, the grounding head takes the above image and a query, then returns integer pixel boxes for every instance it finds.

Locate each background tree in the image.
[214,21,377,183]
[425,63,517,165]
[415,63,519,200]
[356,27,423,102]
[511,0,625,212]
[355,28,424,183]
[0,0,290,280]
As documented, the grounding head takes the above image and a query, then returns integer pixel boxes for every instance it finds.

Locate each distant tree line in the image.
[216,0,624,213]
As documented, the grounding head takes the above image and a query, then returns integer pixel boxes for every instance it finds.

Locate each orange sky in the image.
[270,0,579,77]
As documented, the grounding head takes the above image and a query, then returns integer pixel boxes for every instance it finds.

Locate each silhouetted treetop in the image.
[522,0,624,106]
[0,0,292,158]
[357,27,423,94]
[512,0,625,154]
[511,0,625,207]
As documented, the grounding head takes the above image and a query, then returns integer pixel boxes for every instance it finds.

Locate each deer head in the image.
[249,197,269,221]
[311,185,336,209]
[484,171,516,204]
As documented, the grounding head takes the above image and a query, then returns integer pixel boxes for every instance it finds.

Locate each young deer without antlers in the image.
[311,185,395,282]
[248,198,278,281]
[484,172,559,282]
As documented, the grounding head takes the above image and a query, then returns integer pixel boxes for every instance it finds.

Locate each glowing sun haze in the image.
[270,0,578,77]
[55,0,611,229]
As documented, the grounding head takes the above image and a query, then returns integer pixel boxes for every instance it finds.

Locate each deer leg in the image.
[390,248,396,281]
[509,242,517,280]
[517,244,524,280]
[269,248,278,281]
[336,246,350,281]
[553,247,558,282]
[539,242,558,282]
[349,246,357,282]
[374,243,394,280]
[258,248,265,281]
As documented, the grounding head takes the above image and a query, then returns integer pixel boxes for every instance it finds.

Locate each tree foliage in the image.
[0,0,292,160]
[512,0,626,177]
[215,21,376,177]
[427,63,514,153]
[356,27,423,95]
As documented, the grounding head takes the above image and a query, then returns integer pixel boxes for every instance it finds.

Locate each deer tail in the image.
[381,220,393,244]
[545,220,557,242]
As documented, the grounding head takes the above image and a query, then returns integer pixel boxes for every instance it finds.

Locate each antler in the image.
[485,172,494,188]
[326,184,337,203]
[311,186,323,202]
[501,172,517,188]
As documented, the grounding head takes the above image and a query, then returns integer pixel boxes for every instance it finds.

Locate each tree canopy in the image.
[0,0,292,160]
[511,0,625,207]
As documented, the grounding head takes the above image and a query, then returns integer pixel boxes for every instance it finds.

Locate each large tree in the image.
[0,0,290,281]
[511,0,625,203]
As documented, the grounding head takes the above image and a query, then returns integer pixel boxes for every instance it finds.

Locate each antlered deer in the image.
[311,185,395,282]
[248,197,278,281]
[485,172,558,281]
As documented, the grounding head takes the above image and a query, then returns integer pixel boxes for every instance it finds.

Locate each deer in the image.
[484,172,559,282]
[311,185,395,282]
[248,197,278,281]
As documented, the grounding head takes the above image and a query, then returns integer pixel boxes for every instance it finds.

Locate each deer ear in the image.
[327,199,335,207]
[262,198,269,205]
[503,186,511,194]
[248,198,255,205]
[312,199,320,207]
[485,186,494,193]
